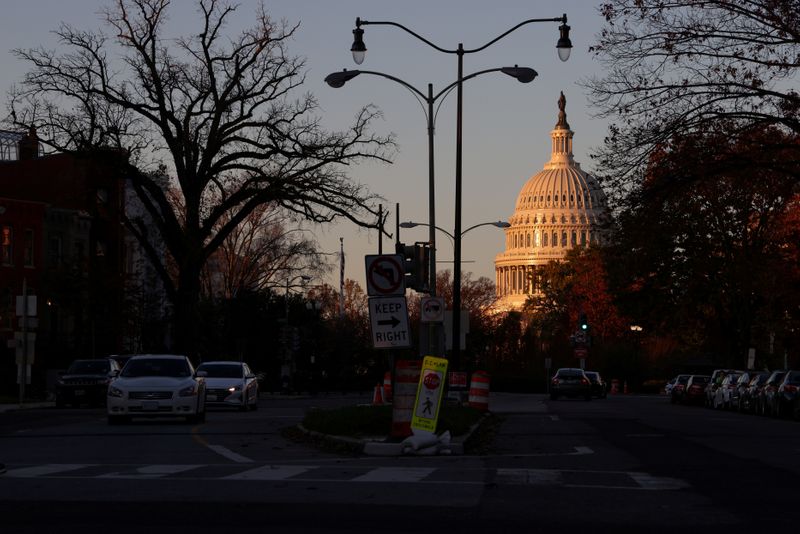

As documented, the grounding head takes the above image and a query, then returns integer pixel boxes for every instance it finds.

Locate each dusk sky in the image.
[0,0,608,290]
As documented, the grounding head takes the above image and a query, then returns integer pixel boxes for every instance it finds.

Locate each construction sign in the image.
[411,356,449,433]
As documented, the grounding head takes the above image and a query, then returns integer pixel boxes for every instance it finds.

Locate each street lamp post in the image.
[347,15,572,370]
[325,67,536,300]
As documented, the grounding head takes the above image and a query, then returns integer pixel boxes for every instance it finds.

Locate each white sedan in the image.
[107,354,207,424]
[196,361,259,411]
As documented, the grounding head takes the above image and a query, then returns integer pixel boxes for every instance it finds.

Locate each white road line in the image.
[628,472,690,490]
[496,469,563,485]
[352,467,435,483]
[206,444,254,463]
[549,415,560,421]
[98,464,205,479]
[222,465,313,480]
[625,434,665,438]
[6,464,93,478]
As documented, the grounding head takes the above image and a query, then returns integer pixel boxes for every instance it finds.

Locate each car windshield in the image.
[677,376,690,384]
[121,358,191,378]
[785,371,800,385]
[557,370,583,379]
[197,364,243,378]
[691,376,710,384]
[66,360,110,374]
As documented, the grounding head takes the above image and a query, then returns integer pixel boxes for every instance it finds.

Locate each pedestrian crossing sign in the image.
[411,356,449,433]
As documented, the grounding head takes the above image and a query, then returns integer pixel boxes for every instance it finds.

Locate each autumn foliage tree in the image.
[605,125,800,367]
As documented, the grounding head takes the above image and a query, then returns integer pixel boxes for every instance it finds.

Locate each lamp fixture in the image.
[351,19,367,65]
[556,15,572,62]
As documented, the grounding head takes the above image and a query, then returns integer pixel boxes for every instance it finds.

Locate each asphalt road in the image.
[1,392,798,533]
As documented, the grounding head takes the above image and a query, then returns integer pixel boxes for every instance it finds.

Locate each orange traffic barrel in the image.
[468,371,491,412]
[610,379,620,395]
[391,360,421,438]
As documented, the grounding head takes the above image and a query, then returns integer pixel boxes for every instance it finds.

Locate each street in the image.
[1,393,798,533]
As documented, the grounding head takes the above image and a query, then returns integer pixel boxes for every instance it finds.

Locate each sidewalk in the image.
[0,401,53,413]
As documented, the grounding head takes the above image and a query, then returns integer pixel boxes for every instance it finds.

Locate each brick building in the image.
[0,128,134,397]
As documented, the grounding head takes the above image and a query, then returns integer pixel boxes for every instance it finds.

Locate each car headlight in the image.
[179,385,198,397]
[108,386,124,398]
[228,385,241,392]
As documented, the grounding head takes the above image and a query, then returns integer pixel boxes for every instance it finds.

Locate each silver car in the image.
[197,361,259,411]
[107,354,207,424]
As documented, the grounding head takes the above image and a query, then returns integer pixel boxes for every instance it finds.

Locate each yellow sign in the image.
[411,356,449,433]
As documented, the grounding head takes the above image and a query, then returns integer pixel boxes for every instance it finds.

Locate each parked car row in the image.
[549,368,607,400]
[667,368,800,420]
[55,354,260,424]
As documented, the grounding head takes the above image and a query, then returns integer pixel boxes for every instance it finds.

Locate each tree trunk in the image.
[173,263,203,362]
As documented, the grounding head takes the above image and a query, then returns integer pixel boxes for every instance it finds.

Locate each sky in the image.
[0,0,609,291]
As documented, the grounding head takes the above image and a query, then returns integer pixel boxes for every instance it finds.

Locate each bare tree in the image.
[9,0,393,355]
[199,200,324,300]
[584,0,800,194]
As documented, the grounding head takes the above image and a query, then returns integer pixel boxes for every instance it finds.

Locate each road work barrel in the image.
[468,371,490,412]
[391,360,421,437]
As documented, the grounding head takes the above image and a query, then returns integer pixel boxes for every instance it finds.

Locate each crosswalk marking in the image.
[98,464,204,479]
[351,467,435,483]
[0,463,689,491]
[5,464,93,478]
[222,465,313,480]
[496,469,562,485]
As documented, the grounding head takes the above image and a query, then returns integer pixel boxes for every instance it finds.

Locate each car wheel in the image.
[107,415,129,425]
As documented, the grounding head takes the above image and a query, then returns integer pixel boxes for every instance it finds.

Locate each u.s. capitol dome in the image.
[495,92,609,309]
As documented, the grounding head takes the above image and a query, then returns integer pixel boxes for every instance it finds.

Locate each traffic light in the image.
[396,241,430,293]
[579,313,589,331]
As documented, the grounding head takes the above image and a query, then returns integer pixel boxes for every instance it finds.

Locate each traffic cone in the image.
[372,383,384,405]
[383,371,393,403]
[623,381,629,394]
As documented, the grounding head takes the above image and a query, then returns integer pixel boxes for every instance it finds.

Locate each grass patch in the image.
[301,403,485,438]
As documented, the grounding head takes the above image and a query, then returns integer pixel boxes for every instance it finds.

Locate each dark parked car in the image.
[683,375,711,405]
[705,369,743,407]
[773,370,800,419]
[758,370,787,416]
[740,372,770,413]
[56,359,120,407]
[670,374,691,404]
[584,371,607,399]
[550,368,592,401]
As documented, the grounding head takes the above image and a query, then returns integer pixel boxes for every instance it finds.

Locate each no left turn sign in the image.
[365,254,405,296]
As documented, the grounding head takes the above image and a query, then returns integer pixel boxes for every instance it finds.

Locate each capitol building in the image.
[494,92,609,310]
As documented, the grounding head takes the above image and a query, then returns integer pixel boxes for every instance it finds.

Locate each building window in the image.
[571,231,577,246]
[535,231,540,247]
[581,231,587,246]
[49,236,62,265]
[1,225,12,265]
[526,234,531,247]
[561,231,567,248]
[543,232,548,247]
[552,231,558,247]
[24,229,34,267]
